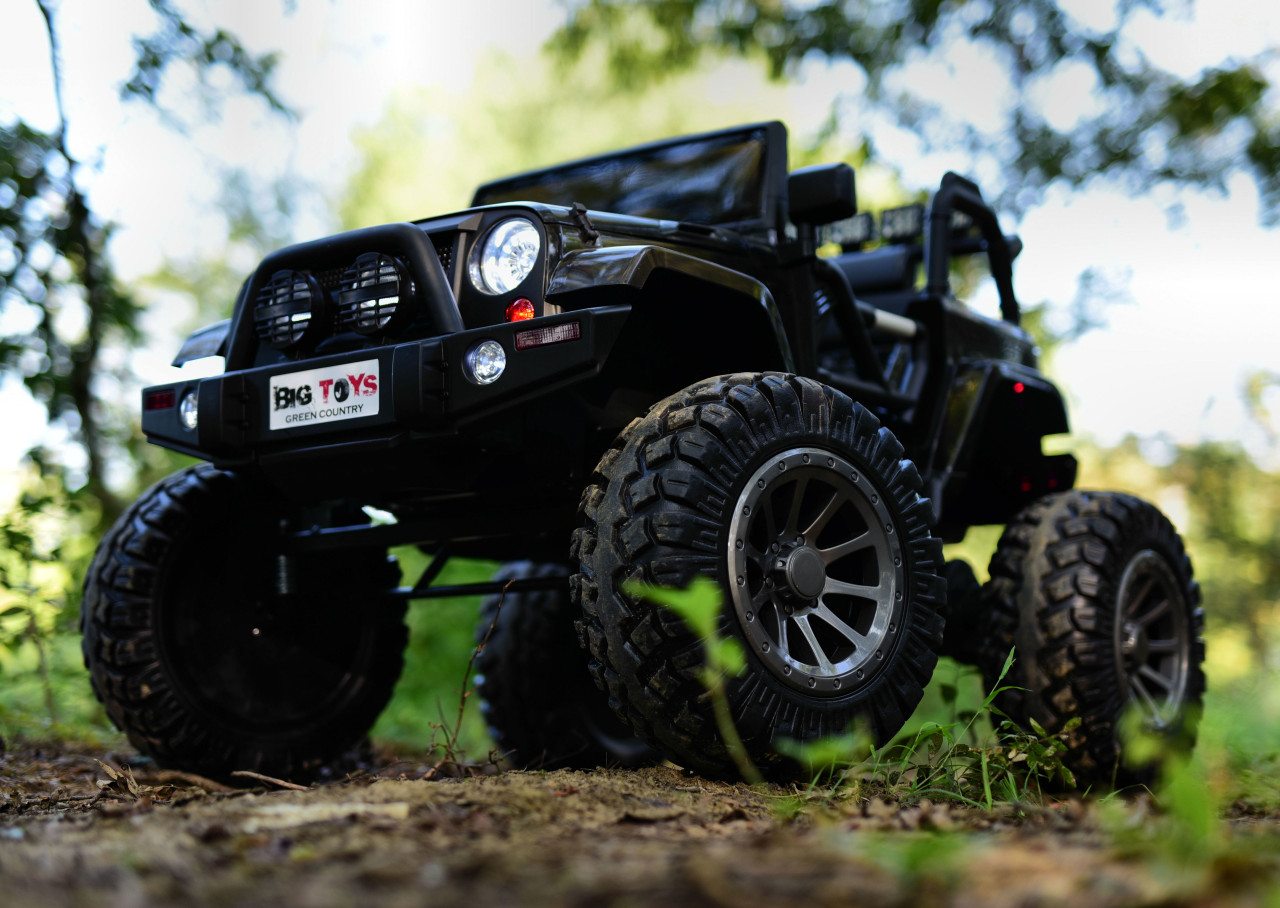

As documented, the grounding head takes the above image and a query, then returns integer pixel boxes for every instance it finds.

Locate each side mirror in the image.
[788,163,857,226]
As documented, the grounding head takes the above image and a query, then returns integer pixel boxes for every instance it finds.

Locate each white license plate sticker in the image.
[268,359,380,430]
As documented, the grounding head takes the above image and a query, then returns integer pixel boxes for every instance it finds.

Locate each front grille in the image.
[433,235,453,274]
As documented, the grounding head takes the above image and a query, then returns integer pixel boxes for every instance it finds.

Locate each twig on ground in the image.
[147,769,234,793]
[231,770,310,791]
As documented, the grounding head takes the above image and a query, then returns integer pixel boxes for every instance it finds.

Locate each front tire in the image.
[979,490,1205,784]
[81,464,407,780]
[574,373,945,779]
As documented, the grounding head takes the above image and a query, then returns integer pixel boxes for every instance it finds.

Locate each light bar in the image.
[515,321,581,351]
[880,204,925,243]
[821,211,877,249]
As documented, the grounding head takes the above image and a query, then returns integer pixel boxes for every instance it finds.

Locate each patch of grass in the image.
[627,577,1081,806]
[813,650,1078,810]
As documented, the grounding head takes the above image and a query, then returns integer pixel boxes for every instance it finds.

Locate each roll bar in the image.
[924,173,1020,325]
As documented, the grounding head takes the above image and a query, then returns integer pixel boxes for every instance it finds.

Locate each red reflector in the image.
[1019,479,1033,493]
[505,298,536,322]
[1013,382,1025,394]
[515,321,581,351]
[145,389,176,410]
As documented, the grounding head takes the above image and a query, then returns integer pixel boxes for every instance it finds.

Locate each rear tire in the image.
[474,562,654,769]
[81,464,407,780]
[979,490,1205,784]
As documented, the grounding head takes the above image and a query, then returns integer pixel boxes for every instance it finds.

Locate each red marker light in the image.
[1019,479,1033,493]
[145,389,176,410]
[1013,382,1025,394]
[505,298,536,322]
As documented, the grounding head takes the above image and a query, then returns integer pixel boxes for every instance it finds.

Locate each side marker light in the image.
[515,321,581,351]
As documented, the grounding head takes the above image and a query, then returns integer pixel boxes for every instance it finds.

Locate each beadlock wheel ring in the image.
[727,446,906,696]
[1113,548,1192,731]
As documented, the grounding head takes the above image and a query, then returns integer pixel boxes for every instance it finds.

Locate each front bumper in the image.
[142,307,629,465]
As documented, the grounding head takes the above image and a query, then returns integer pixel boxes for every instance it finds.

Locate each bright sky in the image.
[1,0,1278,483]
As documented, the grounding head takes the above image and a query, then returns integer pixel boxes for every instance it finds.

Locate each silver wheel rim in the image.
[727,446,905,696]
[1113,549,1191,730]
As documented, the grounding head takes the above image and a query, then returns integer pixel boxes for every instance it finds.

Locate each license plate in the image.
[268,358,380,430]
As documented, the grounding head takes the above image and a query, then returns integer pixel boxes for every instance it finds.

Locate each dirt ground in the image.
[1,741,1277,907]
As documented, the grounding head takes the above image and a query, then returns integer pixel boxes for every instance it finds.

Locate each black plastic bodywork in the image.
[141,121,1074,563]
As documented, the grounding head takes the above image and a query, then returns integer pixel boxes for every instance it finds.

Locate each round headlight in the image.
[470,218,540,294]
[464,339,507,385]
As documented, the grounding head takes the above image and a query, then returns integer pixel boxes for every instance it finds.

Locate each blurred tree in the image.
[551,0,1280,221]
[1170,442,1280,664]
[0,0,289,525]
[339,51,845,229]
[1077,436,1280,668]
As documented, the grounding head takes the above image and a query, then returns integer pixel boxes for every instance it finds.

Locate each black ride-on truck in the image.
[83,122,1203,783]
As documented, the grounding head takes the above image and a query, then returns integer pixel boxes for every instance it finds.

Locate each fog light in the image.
[464,340,506,385]
[178,390,199,430]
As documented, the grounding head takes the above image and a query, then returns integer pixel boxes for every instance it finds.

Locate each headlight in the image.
[470,218,540,294]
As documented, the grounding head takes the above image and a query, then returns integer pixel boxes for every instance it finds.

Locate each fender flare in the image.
[547,245,795,373]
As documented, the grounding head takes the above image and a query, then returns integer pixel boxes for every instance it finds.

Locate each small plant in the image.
[881,655,1079,808]
[624,577,761,784]
[405,576,514,778]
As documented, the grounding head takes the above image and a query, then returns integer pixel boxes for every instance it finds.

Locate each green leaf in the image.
[714,637,746,677]
[623,576,723,640]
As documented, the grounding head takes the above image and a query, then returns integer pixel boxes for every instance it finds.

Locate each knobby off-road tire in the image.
[573,373,945,779]
[979,490,1205,784]
[81,464,407,780]
[474,562,655,769]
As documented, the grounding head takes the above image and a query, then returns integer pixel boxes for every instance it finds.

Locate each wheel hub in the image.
[728,446,905,697]
[774,542,826,605]
[1120,620,1150,667]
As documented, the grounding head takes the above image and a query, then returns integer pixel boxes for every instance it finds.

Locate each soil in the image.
[1,740,1277,907]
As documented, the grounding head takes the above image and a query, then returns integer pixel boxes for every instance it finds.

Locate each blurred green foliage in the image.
[0,465,112,744]
[552,0,1280,220]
